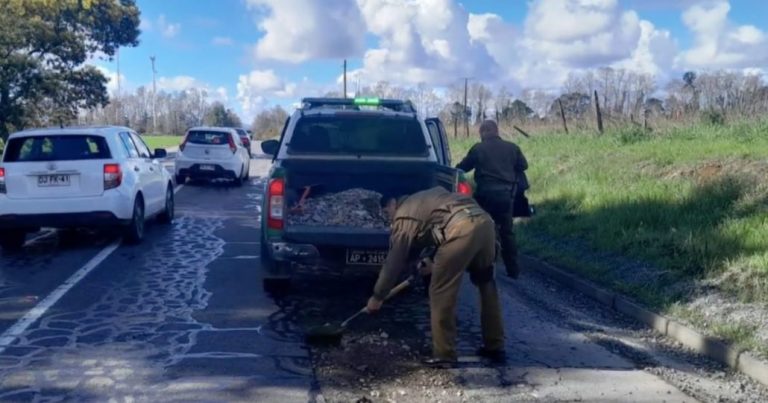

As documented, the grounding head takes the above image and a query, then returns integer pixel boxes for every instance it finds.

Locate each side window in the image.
[425,120,446,165]
[130,133,152,159]
[437,120,452,166]
[231,132,243,146]
[119,132,139,158]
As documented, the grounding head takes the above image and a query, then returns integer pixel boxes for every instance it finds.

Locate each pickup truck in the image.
[258,97,471,291]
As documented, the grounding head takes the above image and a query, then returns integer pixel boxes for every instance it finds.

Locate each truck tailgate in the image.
[283,225,389,249]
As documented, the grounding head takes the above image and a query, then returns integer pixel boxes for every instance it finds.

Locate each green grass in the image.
[140,134,182,150]
[451,120,768,350]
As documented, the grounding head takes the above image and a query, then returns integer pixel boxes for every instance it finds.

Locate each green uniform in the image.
[456,135,528,277]
[373,187,505,360]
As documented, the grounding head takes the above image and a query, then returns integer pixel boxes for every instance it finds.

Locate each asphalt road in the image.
[0,145,766,402]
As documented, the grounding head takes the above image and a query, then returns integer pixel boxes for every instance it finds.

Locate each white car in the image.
[174,127,251,185]
[0,126,175,250]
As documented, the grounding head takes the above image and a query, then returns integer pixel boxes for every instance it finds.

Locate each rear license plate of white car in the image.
[199,164,215,171]
[37,174,71,187]
[346,249,387,265]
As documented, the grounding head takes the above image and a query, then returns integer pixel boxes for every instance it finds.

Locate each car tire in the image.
[0,230,26,252]
[175,174,186,185]
[158,185,175,224]
[234,168,245,187]
[260,241,291,294]
[124,196,145,244]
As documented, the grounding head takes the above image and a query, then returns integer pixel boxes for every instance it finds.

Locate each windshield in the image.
[3,135,111,162]
[287,115,428,156]
[186,130,231,145]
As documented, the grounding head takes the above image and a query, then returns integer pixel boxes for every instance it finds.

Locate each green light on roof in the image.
[353,97,380,105]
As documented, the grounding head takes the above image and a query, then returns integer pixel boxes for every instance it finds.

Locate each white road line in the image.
[0,240,121,354]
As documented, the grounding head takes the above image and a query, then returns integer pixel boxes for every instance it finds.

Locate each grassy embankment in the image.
[451,121,768,354]
[141,134,182,150]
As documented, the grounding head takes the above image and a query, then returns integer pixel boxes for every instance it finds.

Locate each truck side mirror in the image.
[261,139,279,156]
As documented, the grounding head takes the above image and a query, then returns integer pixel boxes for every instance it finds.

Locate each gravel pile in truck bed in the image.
[287,188,389,229]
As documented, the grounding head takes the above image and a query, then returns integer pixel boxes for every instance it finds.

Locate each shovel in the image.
[305,275,415,345]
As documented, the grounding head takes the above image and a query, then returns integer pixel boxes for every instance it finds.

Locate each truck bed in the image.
[281,158,456,249]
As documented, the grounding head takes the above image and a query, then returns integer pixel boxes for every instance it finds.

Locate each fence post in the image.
[558,99,569,134]
[594,90,604,134]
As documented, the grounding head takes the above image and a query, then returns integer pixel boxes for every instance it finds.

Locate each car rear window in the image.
[287,115,428,156]
[186,131,231,145]
[3,135,111,162]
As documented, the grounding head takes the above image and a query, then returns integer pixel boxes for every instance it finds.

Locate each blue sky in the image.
[94,0,768,121]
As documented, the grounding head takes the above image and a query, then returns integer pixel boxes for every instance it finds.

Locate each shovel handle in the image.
[383,275,414,301]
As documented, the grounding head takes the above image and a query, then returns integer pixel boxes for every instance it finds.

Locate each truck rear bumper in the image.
[267,241,320,263]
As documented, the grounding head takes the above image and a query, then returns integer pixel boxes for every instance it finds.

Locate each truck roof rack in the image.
[300,97,416,114]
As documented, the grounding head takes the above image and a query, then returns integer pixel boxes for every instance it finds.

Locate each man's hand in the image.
[366,296,383,313]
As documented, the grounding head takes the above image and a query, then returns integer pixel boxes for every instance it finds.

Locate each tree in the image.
[0,0,141,139]
[204,102,242,127]
[251,106,288,140]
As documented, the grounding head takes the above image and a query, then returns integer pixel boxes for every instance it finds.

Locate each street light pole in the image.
[150,56,157,133]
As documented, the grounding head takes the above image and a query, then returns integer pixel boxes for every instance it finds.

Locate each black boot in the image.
[476,347,506,364]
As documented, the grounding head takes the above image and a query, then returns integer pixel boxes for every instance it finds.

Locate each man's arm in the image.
[456,145,477,172]
[515,146,528,172]
[372,219,419,300]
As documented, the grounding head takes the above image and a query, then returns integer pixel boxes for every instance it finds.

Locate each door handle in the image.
[134,167,140,172]
[149,167,154,172]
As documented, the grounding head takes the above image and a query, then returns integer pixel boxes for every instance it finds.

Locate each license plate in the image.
[346,249,388,265]
[199,164,215,171]
[37,174,71,187]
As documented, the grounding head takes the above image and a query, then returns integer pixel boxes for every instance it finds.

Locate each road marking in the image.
[0,240,121,354]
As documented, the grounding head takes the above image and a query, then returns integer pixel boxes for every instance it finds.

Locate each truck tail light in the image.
[267,178,285,230]
[104,164,122,190]
[457,181,471,195]
[228,135,237,154]
[0,167,6,194]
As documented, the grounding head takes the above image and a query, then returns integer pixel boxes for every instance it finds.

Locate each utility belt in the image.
[431,204,486,245]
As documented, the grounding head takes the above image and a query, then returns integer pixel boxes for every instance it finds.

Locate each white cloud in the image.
[247,0,366,63]
[237,69,303,115]
[349,0,500,86]
[156,76,229,104]
[212,36,234,46]
[678,1,768,69]
[140,14,181,39]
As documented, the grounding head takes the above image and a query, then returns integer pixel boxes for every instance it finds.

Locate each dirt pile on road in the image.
[314,332,463,403]
[287,188,389,229]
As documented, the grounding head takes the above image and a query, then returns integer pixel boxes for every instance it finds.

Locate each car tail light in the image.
[457,181,472,195]
[0,167,6,194]
[228,135,237,154]
[267,178,285,230]
[104,164,122,190]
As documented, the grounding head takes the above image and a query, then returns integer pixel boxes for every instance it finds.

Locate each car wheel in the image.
[234,167,245,187]
[175,174,186,185]
[124,197,145,244]
[244,165,250,180]
[158,185,175,224]
[0,230,26,252]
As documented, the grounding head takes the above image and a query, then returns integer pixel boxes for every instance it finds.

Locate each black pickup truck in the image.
[258,97,471,291]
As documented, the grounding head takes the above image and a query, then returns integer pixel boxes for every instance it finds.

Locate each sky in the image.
[92,0,768,121]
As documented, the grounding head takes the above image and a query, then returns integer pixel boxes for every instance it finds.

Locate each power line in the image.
[150,56,157,133]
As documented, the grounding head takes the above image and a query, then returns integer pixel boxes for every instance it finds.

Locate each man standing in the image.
[367,187,506,367]
[456,120,528,278]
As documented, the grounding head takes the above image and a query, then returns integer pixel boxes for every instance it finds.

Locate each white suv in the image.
[175,127,251,186]
[0,126,175,250]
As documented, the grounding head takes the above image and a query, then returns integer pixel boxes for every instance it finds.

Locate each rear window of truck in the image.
[186,131,231,145]
[3,135,111,162]
[287,115,428,156]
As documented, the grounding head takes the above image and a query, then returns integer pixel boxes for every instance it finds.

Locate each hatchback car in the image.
[234,128,252,157]
[175,127,251,185]
[0,126,175,251]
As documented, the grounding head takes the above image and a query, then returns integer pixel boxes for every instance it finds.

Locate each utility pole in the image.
[463,77,470,138]
[150,56,157,133]
[115,48,121,124]
[343,59,347,99]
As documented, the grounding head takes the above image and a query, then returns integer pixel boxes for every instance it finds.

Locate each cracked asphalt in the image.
[0,146,766,402]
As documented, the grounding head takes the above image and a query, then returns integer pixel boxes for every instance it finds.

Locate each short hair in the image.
[479,120,499,138]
